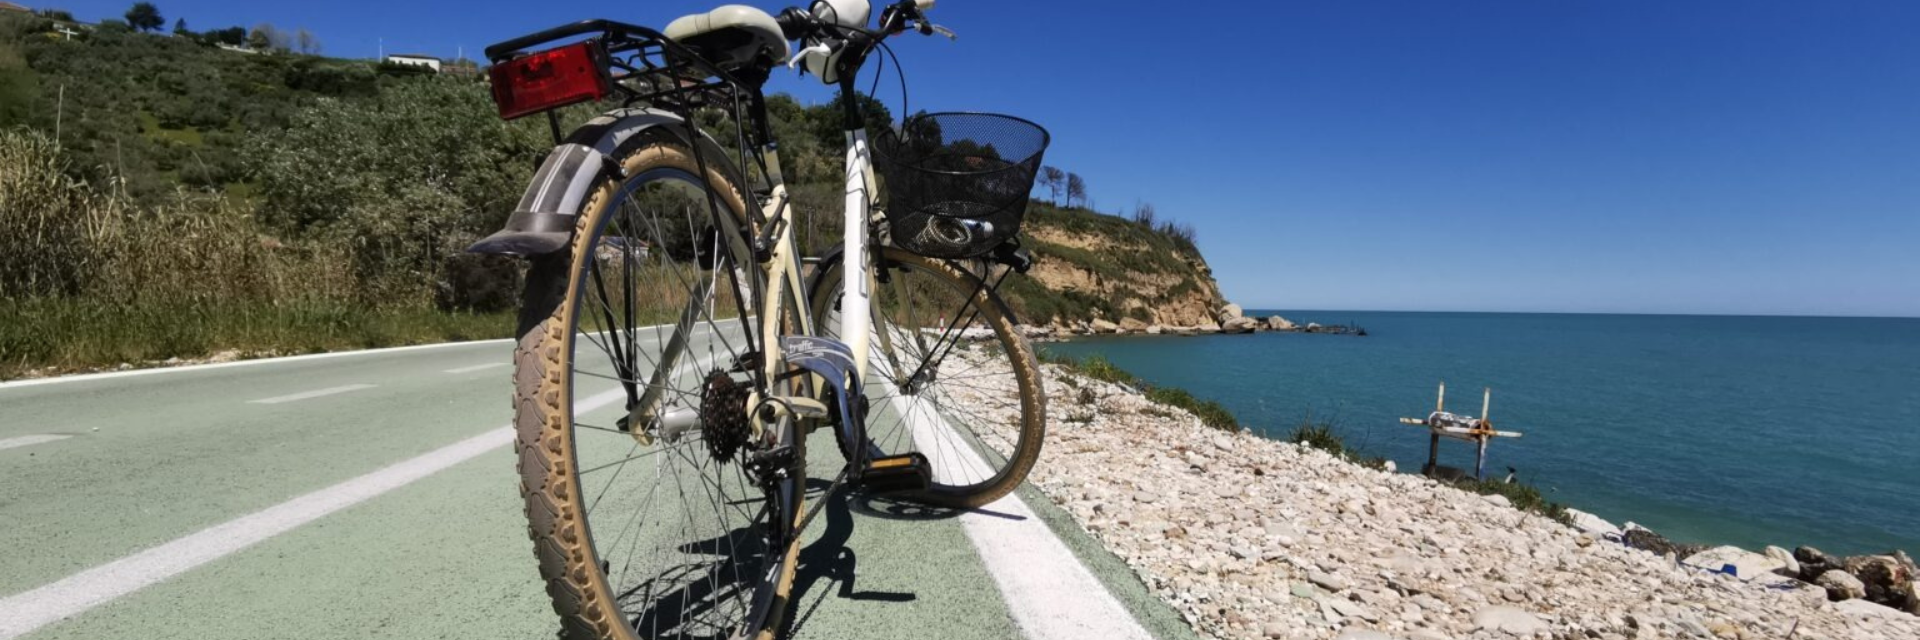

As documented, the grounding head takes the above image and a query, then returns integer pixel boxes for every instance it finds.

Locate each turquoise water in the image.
[1040,312,1920,555]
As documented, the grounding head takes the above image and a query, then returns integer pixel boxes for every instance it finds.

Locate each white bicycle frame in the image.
[751,126,883,393]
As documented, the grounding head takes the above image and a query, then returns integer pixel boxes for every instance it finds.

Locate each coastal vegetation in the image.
[0,7,1219,377]
[1039,351,1241,432]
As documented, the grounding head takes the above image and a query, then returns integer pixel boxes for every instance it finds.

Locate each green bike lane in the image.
[1,340,1196,640]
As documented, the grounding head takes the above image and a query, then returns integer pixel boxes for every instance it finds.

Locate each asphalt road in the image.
[0,339,1198,640]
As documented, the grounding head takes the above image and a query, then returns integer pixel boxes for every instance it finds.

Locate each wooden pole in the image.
[1427,432,1440,475]
[1475,436,1489,480]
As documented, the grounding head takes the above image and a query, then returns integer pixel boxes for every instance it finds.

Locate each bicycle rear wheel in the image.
[807,247,1046,508]
[511,131,802,640]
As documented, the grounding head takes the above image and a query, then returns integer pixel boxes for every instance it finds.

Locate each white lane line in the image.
[0,435,72,452]
[0,387,628,640]
[0,320,725,391]
[246,384,377,405]
[442,363,507,374]
[891,393,1154,640]
[0,339,516,391]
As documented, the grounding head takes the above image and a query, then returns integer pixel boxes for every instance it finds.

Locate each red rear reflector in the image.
[489,41,610,120]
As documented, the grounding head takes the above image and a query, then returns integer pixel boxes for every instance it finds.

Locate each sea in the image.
[1038,311,1920,556]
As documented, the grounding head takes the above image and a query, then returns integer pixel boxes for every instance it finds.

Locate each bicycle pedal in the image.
[856,452,932,496]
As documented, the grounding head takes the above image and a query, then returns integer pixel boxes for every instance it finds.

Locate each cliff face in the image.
[999,203,1229,329]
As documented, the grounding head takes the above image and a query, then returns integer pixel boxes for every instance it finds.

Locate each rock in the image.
[1196,322,1222,333]
[1480,494,1511,508]
[1333,628,1399,640]
[1563,507,1622,538]
[1118,317,1149,333]
[1222,316,1259,334]
[1132,490,1160,504]
[1305,322,1324,332]
[1217,303,1244,322]
[1291,582,1318,598]
[1146,325,1164,335]
[1262,621,1290,638]
[1408,631,1450,640]
[1472,605,1548,635]
[1833,597,1901,619]
[1681,546,1785,580]
[1622,525,1705,557]
[1090,318,1120,334]
[1266,315,1297,331]
[1817,569,1866,600]
[1763,546,1799,576]
[1845,554,1914,603]
[1382,460,1397,473]
[1309,570,1352,592]
[1793,546,1841,580]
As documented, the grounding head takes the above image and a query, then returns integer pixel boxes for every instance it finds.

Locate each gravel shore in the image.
[949,347,1919,640]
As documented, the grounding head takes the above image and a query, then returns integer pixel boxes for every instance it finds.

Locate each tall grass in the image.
[0,130,512,378]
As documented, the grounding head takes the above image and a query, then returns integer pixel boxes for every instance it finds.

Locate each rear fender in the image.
[467,108,741,256]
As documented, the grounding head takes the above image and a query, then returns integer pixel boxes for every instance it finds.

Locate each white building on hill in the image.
[384,54,442,72]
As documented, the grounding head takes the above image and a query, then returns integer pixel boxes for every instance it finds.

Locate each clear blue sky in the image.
[50,0,1920,316]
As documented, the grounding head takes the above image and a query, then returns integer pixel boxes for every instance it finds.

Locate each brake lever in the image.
[788,42,832,72]
[926,23,957,40]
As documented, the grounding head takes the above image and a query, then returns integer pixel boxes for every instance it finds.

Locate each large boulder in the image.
[1089,318,1120,334]
[1795,546,1844,581]
[1682,546,1786,581]
[1266,315,1297,331]
[1216,303,1244,323]
[1197,322,1223,333]
[1222,317,1259,334]
[1563,508,1621,539]
[1118,317,1148,333]
[1146,325,1164,335]
[1765,545,1800,576]
[1304,322,1324,332]
[1845,553,1916,604]
[1819,569,1867,601]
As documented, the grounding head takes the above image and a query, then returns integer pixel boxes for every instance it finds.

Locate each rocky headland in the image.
[951,347,1920,640]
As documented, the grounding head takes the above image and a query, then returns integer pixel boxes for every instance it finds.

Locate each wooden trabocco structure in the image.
[1399,382,1523,480]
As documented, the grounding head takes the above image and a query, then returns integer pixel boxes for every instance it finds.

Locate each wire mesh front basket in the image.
[874,113,1050,259]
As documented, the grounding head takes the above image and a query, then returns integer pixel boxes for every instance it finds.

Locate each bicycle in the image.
[468,2,1050,638]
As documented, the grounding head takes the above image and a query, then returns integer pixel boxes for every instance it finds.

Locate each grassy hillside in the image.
[0,11,1225,377]
[1006,202,1225,327]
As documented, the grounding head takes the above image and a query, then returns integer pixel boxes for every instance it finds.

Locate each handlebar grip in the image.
[915,0,935,8]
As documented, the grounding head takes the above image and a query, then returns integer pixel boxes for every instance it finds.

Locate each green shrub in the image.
[1457,478,1573,525]
[1289,418,1388,470]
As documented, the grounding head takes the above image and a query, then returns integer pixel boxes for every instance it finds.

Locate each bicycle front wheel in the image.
[511,130,802,640]
[808,247,1047,508]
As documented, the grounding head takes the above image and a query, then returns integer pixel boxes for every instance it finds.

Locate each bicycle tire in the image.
[512,129,802,640]
[807,247,1046,508]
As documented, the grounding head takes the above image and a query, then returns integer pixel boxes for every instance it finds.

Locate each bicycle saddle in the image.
[664,5,791,69]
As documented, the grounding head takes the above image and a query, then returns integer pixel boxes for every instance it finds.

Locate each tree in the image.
[200,26,245,47]
[246,24,272,51]
[172,18,189,36]
[295,28,320,55]
[1038,165,1065,205]
[1066,172,1087,209]
[1131,201,1157,228]
[124,3,163,33]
